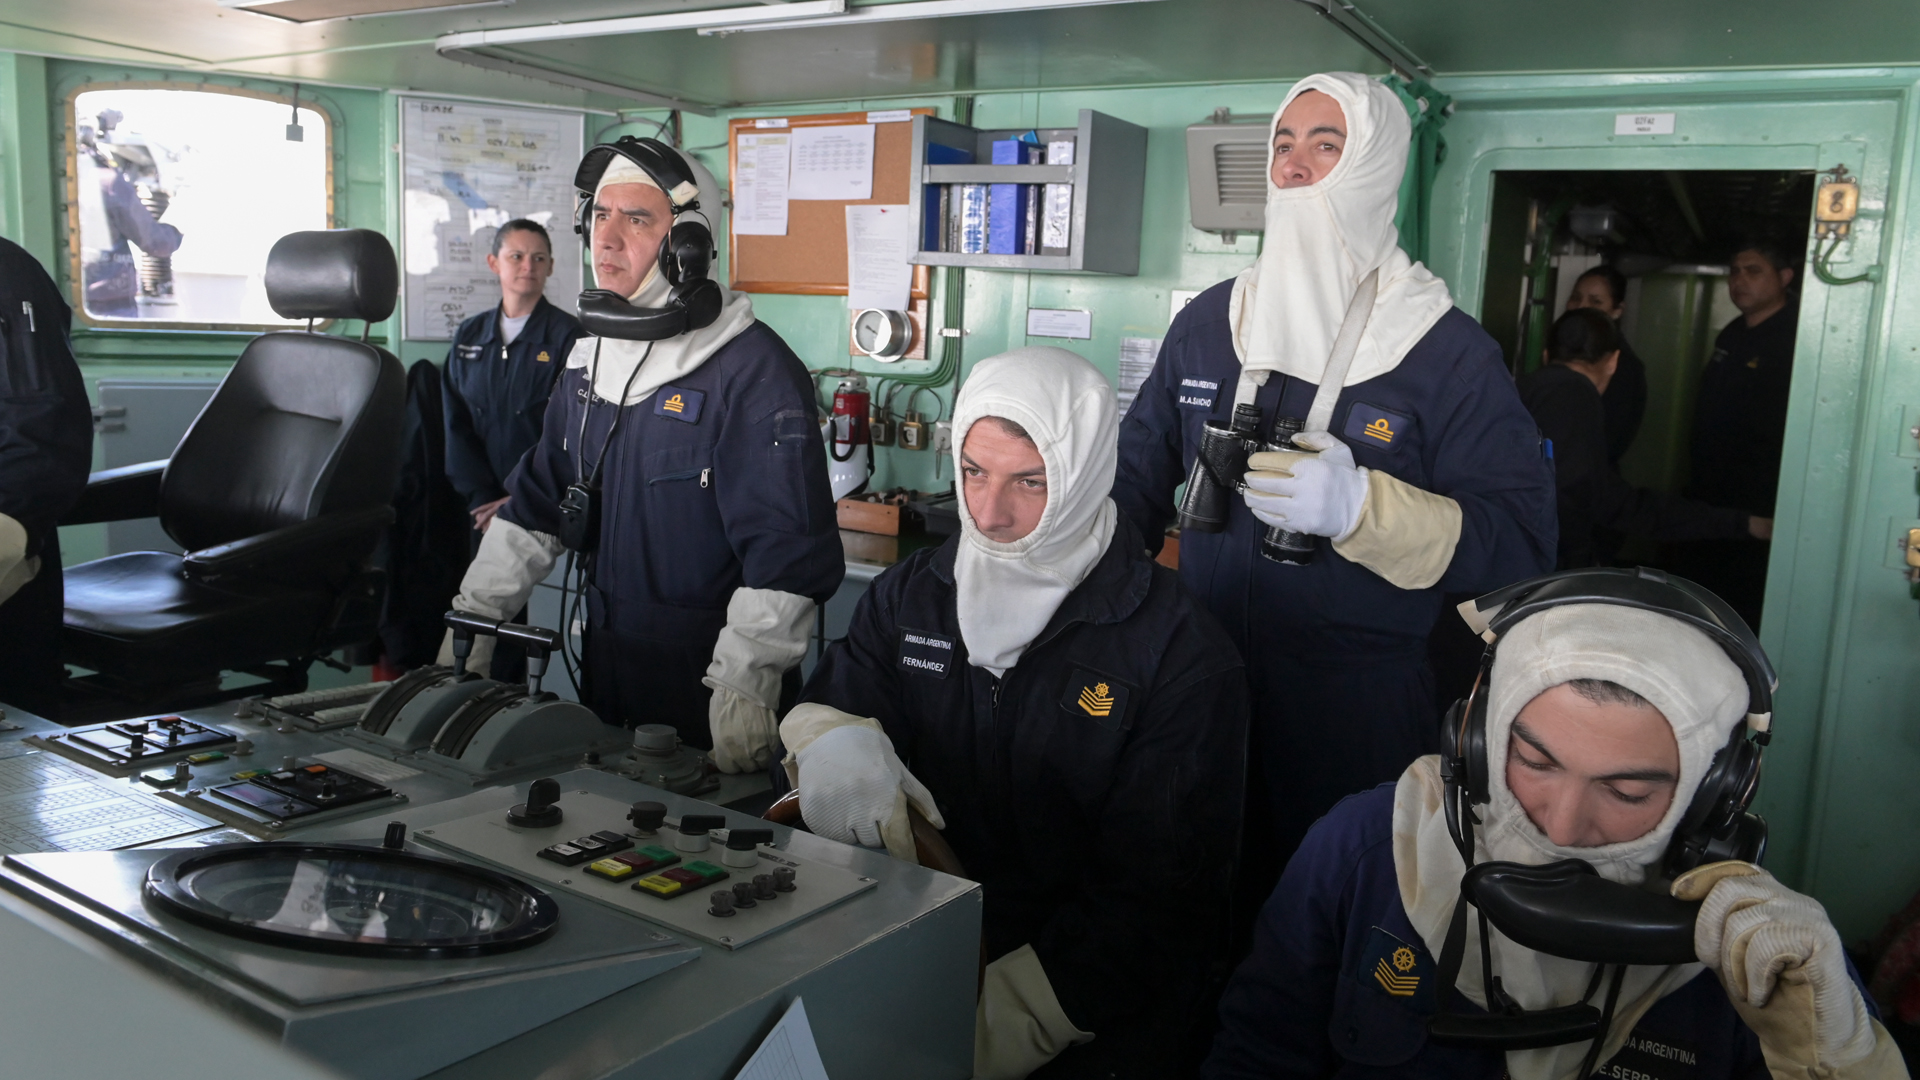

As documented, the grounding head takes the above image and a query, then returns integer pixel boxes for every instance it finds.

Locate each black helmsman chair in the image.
[57,229,406,721]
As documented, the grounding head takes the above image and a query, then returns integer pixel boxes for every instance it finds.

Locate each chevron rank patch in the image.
[1060,669,1134,733]
[1362,926,1432,1009]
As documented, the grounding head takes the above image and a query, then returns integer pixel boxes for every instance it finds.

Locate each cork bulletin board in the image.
[727,108,933,298]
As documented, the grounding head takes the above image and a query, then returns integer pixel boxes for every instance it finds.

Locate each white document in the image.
[791,123,876,201]
[733,997,831,1080]
[1027,307,1093,340]
[1614,112,1676,135]
[734,132,792,236]
[1118,336,1161,413]
[845,204,915,312]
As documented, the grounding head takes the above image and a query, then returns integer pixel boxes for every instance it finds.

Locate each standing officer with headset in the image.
[1113,73,1557,883]
[1205,567,1905,1079]
[441,137,843,772]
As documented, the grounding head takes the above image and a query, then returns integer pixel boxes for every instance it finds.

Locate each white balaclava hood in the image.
[951,347,1119,678]
[1228,72,1453,389]
[566,145,754,406]
[1393,604,1750,1080]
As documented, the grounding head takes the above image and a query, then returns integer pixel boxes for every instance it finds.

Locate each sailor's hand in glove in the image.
[1673,861,1894,1076]
[707,686,779,774]
[1242,430,1369,540]
[794,724,942,853]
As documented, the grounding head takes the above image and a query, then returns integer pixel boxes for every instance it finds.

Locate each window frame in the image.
[62,80,338,332]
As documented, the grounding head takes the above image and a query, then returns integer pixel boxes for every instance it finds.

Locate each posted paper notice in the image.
[845,204,915,312]
[734,132,791,236]
[791,123,876,201]
[732,998,830,1080]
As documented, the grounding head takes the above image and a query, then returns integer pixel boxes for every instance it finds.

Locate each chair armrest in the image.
[183,506,395,580]
[61,459,168,525]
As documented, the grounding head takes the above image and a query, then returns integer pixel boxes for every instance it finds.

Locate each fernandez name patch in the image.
[899,627,955,679]
[654,386,706,424]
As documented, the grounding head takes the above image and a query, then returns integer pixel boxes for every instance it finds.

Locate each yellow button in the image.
[634,875,682,896]
[587,858,634,879]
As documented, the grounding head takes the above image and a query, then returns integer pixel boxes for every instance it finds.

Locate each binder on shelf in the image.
[956,184,989,254]
[923,143,973,252]
[1041,138,1076,256]
[987,139,1033,255]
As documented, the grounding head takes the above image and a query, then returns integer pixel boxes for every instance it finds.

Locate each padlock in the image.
[898,387,929,451]
[870,407,894,447]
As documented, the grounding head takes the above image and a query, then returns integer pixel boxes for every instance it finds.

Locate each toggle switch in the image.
[722,828,773,868]
[627,801,667,836]
[508,778,564,828]
[383,821,407,850]
[675,814,726,853]
[730,881,758,909]
[172,760,192,788]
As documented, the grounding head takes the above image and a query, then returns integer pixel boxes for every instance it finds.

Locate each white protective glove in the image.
[973,944,1095,1080]
[1241,430,1370,541]
[703,587,814,774]
[434,517,563,677]
[782,705,944,862]
[1675,861,1905,1078]
[0,513,39,607]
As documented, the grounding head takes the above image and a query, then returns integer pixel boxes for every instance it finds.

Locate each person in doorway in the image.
[786,347,1248,1079]
[441,138,842,771]
[0,238,93,716]
[1522,308,1768,569]
[1563,264,1648,465]
[1203,569,1906,1080]
[1671,242,1800,630]
[442,219,583,540]
[1112,72,1557,892]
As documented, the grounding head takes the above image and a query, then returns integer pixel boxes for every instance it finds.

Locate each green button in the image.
[684,860,727,879]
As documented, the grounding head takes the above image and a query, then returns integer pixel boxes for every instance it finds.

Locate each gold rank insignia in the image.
[663,393,686,414]
[1078,682,1116,717]
[536,350,551,363]
[1375,945,1420,997]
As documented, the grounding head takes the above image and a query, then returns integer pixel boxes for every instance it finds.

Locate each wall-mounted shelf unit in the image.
[907,109,1147,276]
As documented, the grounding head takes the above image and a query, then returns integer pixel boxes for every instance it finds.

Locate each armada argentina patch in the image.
[898,627,954,679]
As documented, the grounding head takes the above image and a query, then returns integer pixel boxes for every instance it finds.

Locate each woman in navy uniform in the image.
[1203,573,1904,1080]
[1112,73,1556,881]
[441,219,583,539]
[0,238,93,716]
[785,348,1248,1079]
[441,140,841,773]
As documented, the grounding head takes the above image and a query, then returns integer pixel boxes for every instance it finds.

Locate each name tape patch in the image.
[898,627,955,679]
[654,385,706,424]
[1059,668,1133,732]
[1344,401,1411,449]
[1176,376,1221,412]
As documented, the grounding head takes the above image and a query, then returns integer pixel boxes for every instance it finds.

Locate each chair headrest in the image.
[265,229,398,322]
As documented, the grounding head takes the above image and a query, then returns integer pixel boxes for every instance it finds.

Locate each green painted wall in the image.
[12,50,1920,942]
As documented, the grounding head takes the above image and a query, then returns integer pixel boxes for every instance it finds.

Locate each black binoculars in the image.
[1176,402,1316,564]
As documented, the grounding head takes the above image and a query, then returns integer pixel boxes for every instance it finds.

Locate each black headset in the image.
[1441,566,1774,879]
[572,136,723,341]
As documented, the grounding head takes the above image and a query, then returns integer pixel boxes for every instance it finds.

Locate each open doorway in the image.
[1482,169,1815,626]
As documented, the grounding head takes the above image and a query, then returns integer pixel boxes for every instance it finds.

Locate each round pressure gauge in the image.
[145,842,559,958]
[852,308,913,362]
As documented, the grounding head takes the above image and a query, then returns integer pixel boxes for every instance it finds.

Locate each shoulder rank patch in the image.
[536,349,552,363]
[1344,401,1411,449]
[1361,926,1432,1009]
[1059,668,1134,732]
[654,385,706,424]
[898,627,955,679]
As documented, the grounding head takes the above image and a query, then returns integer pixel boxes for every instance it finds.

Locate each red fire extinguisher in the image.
[827,374,872,500]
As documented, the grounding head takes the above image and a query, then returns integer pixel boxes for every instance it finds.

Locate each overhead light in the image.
[435,0,847,50]
[695,0,1168,35]
[220,0,510,24]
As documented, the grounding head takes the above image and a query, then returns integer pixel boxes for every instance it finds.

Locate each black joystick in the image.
[383,821,407,850]
[127,731,145,755]
[508,778,565,828]
[730,881,758,909]
[627,801,667,836]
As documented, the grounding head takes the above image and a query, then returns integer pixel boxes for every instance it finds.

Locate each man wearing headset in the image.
[1203,568,1904,1079]
[441,138,842,772]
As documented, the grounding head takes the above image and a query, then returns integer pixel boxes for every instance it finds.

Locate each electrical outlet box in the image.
[932,420,954,456]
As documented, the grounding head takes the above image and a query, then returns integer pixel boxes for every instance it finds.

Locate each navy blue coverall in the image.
[0,238,93,716]
[500,323,842,744]
[1113,281,1556,875]
[799,517,1249,1078]
[442,297,583,513]
[1203,783,1879,1079]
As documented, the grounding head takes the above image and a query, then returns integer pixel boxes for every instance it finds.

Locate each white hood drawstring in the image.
[1228,72,1453,393]
[951,347,1119,679]
[1393,604,1751,1080]
[566,147,755,406]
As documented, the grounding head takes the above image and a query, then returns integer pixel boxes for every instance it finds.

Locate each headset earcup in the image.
[1463,685,1491,805]
[671,278,723,331]
[1662,728,1763,875]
